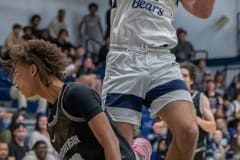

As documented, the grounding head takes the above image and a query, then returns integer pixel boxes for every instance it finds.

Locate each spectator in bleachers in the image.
[206,130,226,160]
[52,29,74,53]
[28,114,57,158]
[205,78,224,115]
[226,89,240,128]
[197,71,212,92]
[2,24,24,58]
[171,28,195,62]
[10,86,27,111]
[75,45,85,64]
[8,113,25,133]
[214,118,231,150]
[0,113,25,144]
[8,123,29,160]
[76,56,101,94]
[0,141,9,160]
[147,119,167,160]
[39,29,52,42]
[226,75,240,101]
[48,9,68,39]
[22,26,32,41]
[195,59,212,84]
[10,84,48,114]
[98,33,110,68]
[232,121,240,139]
[231,134,240,160]
[156,139,167,160]
[30,14,41,38]
[23,140,56,160]
[79,3,103,55]
[0,110,11,132]
[215,70,226,97]
[65,56,81,82]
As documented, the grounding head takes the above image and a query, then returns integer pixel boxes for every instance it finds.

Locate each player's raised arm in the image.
[180,0,215,19]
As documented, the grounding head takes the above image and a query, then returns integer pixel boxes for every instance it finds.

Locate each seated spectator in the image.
[22,26,32,41]
[75,45,85,64]
[195,59,212,84]
[196,71,212,92]
[30,14,41,38]
[0,113,25,144]
[227,89,240,128]
[171,28,195,62]
[8,123,29,160]
[98,33,110,68]
[65,56,82,82]
[0,140,9,160]
[48,9,68,39]
[156,139,167,160]
[52,29,74,52]
[205,78,224,116]
[232,121,240,139]
[28,114,57,158]
[23,140,56,160]
[214,70,226,97]
[0,110,11,132]
[2,24,24,58]
[10,85,47,114]
[214,118,231,148]
[206,130,226,160]
[226,75,240,101]
[76,56,101,94]
[39,29,52,42]
[231,134,240,159]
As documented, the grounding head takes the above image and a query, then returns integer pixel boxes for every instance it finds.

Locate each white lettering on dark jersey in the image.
[60,135,81,158]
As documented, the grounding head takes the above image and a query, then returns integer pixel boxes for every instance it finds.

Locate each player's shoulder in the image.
[65,82,92,94]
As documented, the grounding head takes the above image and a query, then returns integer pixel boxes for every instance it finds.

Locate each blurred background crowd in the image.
[0,1,240,160]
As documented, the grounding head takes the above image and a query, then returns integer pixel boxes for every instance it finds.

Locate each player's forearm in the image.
[196,117,216,133]
[103,139,121,160]
[192,0,215,18]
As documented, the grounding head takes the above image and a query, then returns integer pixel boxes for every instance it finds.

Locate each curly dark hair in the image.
[0,40,67,87]
[30,14,41,24]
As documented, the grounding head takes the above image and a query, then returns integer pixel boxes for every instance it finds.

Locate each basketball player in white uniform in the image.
[102,0,215,159]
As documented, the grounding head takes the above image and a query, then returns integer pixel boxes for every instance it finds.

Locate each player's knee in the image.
[177,123,198,150]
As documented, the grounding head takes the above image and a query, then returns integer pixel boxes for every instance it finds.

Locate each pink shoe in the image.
[132,138,152,160]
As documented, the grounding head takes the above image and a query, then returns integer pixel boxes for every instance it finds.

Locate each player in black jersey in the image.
[0,40,152,160]
[154,63,216,160]
[180,63,216,159]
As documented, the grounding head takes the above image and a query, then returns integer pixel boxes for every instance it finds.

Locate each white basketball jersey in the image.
[110,0,178,49]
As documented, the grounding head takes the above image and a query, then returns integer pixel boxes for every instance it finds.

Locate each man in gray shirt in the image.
[79,3,104,56]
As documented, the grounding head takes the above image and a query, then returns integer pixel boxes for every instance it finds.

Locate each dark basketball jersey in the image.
[47,82,136,160]
[191,91,208,150]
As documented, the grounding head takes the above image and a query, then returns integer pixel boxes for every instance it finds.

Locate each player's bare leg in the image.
[158,100,198,160]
